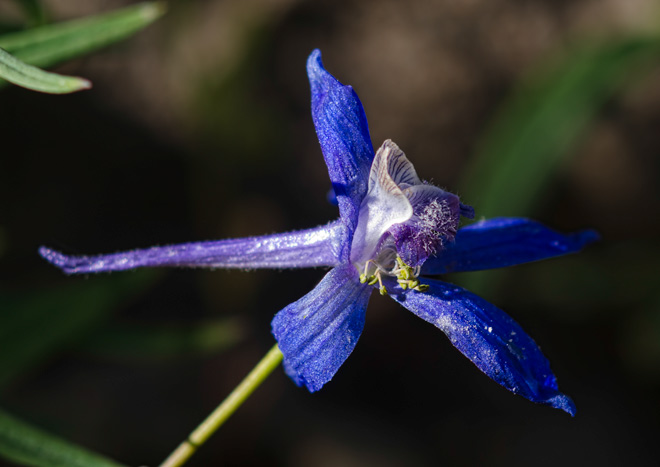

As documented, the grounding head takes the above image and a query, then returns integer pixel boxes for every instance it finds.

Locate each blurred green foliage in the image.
[0,407,126,467]
[0,271,158,391]
[0,3,173,465]
[461,36,660,218]
[0,1,165,90]
[85,317,246,361]
[457,35,660,296]
[14,0,47,27]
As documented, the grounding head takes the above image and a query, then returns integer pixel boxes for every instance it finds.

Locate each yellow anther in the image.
[358,255,428,294]
[389,255,430,293]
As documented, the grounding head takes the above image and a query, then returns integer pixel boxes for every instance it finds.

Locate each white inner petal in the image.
[350,140,415,265]
[370,139,421,187]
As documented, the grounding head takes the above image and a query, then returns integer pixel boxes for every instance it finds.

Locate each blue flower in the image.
[40,49,597,416]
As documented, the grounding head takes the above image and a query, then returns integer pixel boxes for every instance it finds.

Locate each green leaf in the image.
[0,271,159,390]
[460,36,660,218]
[0,1,165,82]
[0,47,90,93]
[0,407,126,467]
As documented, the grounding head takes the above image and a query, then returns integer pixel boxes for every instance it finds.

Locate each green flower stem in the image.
[159,344,283,467]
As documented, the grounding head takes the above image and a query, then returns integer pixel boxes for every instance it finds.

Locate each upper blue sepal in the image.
[388,277,576,416]
[308,49,374,261]
[422,217,599,275]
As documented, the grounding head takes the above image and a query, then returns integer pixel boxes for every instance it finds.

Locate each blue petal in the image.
[271,264,372,392]
[307,49,374,261]
[388,278,576,415]
[422,217,599,275]
[40,222,343,274]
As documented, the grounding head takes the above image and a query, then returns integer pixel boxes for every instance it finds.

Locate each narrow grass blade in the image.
[456,36,660,295]
[0,2,165,86]
[0,47,90,93]
[460,37,660,218]
[0,407,126,467]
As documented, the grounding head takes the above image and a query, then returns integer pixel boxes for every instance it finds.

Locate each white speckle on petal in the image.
[435,314,455,333]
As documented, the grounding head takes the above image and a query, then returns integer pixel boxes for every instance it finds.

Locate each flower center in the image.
[358,248,429,295]
[350,139,467,295]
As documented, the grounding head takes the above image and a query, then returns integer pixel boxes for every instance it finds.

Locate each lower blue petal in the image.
[388,277,576,415]
[422,217,598,275]
[271,264,372,392]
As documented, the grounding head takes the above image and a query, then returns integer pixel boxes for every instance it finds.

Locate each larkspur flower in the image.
[40,49,597,416]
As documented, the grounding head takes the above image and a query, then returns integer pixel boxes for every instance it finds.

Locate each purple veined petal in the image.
[369,139,421,188]
[391,183,462,267]
[387,277,576,415]
[271,264,372,392]
[40,221,344,275]
[307,49,374,261]
[422,217,599,275]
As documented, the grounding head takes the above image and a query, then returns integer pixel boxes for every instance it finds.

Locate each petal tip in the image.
[306,49,325,82]
[546,393,577,417]
[39,246,72,274]
[576,229,600,247]
[309,48,322,61]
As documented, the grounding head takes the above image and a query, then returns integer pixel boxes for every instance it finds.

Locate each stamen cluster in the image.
[359,254,428,296]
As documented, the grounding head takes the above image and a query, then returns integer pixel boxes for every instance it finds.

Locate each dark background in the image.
[1,0,659,466]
